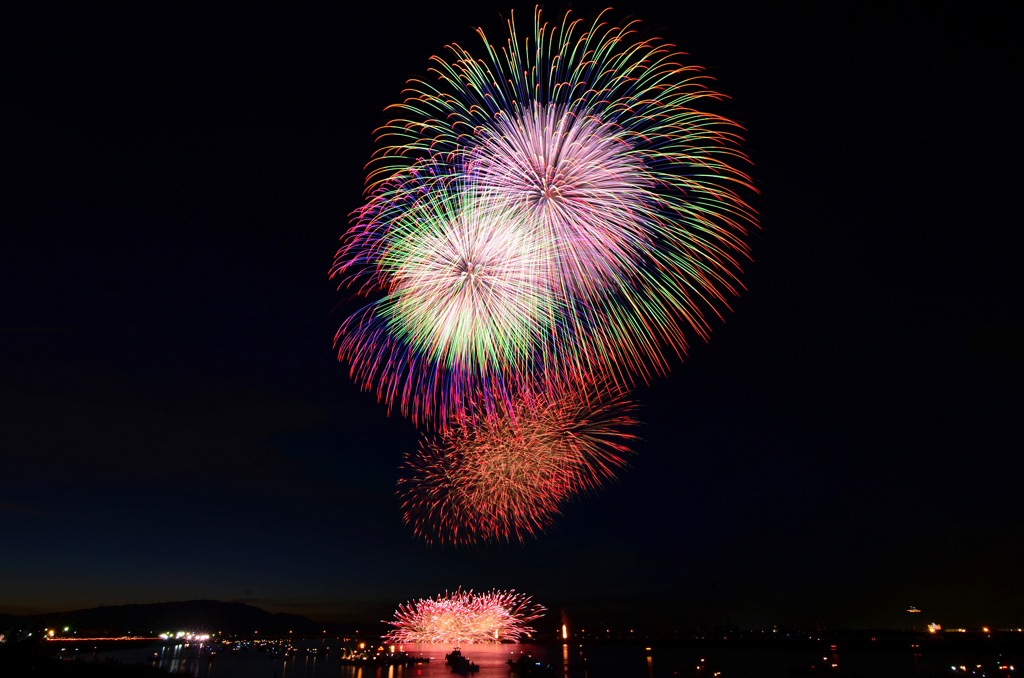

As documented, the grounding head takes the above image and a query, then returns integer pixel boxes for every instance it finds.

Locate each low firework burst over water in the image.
[384,589,545,644]
[398,389,639,545]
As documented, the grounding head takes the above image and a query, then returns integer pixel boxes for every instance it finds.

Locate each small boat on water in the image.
[508,652,556,675]
[445,648,479,673]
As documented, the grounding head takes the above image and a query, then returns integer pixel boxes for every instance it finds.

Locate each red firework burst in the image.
[398,389,639,544]
[384,589,545,644]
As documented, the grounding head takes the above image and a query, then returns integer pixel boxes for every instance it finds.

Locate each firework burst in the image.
[385,589,545,644]
[468,101,651,299]
[333,167,560,428]
[333,8,756,428]
[398,388,639,545]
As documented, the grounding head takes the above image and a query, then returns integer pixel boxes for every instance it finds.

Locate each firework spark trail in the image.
[333,8,757,429]
[333,166,567,428]
[398,388,639,545]
[384,589,545,644]
[365,179,552,372]
[468,102,652,300]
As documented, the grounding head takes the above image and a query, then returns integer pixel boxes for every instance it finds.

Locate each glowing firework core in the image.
[385,590,544,644]
[387,203,552,368]
[470,103,649,295]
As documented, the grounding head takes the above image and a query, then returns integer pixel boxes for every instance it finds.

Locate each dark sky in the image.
[2,2,1021,631]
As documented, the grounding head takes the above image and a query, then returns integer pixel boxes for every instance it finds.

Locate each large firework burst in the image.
[333,166,560,427]
[468,101,651,299]
[398,388,639,545]
[384,589,545,644]
[333,8,756,428]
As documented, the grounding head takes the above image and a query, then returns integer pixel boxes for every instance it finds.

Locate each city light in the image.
[43,636,160,643]
[158,631,209,641]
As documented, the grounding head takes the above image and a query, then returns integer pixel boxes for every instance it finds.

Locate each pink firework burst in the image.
[467,102,652,300]
[384,589,545,644]
[398,388,639,545]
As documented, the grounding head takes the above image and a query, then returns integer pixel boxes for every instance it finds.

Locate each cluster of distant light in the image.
[332,8,755,542]
[42,636,163,643]
[159,632,210,641]
[384,589,544,644]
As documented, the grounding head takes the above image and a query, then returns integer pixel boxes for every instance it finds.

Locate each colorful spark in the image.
[333,167,560,429]
[398,388,639,545]
[332,8,756,429]
[384,589,545,644]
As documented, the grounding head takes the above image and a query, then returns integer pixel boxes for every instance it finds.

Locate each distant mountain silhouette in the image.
[0,600,382,637]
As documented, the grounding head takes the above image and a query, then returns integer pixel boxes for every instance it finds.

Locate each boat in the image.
[384,651,429,665]
[508,652,556,675]
[446,648,479,673]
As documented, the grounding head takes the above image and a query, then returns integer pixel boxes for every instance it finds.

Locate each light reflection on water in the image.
[89,641,580,678]
[81,639,940,677]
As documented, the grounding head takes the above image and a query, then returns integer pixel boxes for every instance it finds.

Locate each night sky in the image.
[3,3,1021,631]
